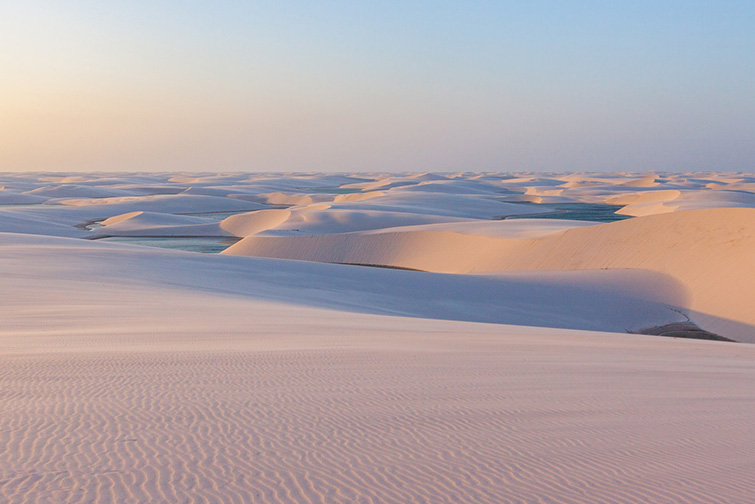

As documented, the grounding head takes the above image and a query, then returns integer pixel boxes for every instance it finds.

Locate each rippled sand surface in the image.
[3,329,754,504]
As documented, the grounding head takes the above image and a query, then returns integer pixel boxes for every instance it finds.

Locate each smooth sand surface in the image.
[220,209,293,237]
[604,189,681,206]
[1,171,754,503]
[93,211,231,238]
[0,233,688,334]
[261,192,315,206]
[225,208,755,340]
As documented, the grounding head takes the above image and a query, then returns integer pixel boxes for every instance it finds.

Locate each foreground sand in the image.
[1,171,754,503]
[3,300,755,504]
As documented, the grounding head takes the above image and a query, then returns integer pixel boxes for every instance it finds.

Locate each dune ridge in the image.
[225,208,755,339]
[220,209,292,236]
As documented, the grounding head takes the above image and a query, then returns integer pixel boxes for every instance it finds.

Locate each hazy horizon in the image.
[2,1,753,173]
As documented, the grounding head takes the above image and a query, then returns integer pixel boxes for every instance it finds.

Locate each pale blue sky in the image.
[1,1,753,172]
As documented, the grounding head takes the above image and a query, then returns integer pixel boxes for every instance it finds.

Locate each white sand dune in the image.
[327,191,552,219]
[0,193,268,237]
[0,208,89,237]
[499,176,566,187]
[359,218,597,239]
[0,191,51,205]
[105,184,188,196]
[2,232,754,504]
[246,174,373,193]
[256,208,473,236]
[557,175,614,188]
[1,171,754,504]
[390,179,506,195]
[225,208,755,340]
[525,186,564,197]
[614,189,755,216]
[58,193,266,214]
[499,193,545,203]
[100,211,213,227]
[0,232,686,332]
[220,209,292,237]
[340,176,417,191]
[615,200,679,216]
[261,192,315,206]
[179,186,251,197]
[619,174,660,187]
[91,211,230,237]
[604,189,681,205]
[333,190,385,202]
[672,189,755,211]
[27,184,139,199]
[707,181,755,192]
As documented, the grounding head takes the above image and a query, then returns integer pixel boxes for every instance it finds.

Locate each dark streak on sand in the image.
[336,262,427,272]
[636,322,734,342]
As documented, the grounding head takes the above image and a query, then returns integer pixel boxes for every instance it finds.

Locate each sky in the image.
[1,1,753,173]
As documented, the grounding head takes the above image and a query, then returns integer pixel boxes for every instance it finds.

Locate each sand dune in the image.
[0,193,268,236]
[261,192,315,206]
[508,208,755,336]
[615,200,679,216]
[91,211,230,237]
[333,190,385,202]
[256,208,473,236]
[391,180,505,195]
[326,191,551,219]
[0,209,89,237]
[225,208,755,340]
[619,175,660,187]
[1,232,753,503]
[27,184,138,198]
[220,209,292,236]
[604,189,681,205]
[340,177,415,191]
[499,193,544,203]
[1,171,754,504]
[0,232,686,333]
[224,227,522,270]
[525,186,564,196]
[358,218,597,239]
[58,193,265,214]
[707,181,755,192]
[610,189,755,216]
[101,211,214,227]
[0,191,50,205]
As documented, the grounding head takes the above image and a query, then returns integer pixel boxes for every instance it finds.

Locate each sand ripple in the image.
[2,343,754,504]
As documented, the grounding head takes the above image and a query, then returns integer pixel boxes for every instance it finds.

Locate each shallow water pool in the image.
[504,203,631,223]
[97,236,240,254]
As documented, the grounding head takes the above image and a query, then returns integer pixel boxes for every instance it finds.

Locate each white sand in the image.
[225,208,755,340]
[1,171,754,503]
[220,209,292,237]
